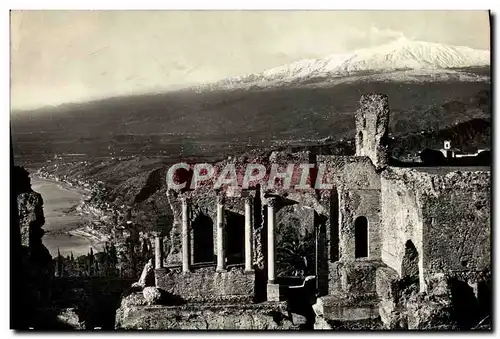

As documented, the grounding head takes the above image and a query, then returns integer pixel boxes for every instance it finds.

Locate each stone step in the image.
[313,293,380,322]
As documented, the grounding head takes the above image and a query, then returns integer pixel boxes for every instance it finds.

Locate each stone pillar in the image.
[267,198,281,301]
[244,196,253,272]
[181,197,190,273]
[154,233,163,269]
[354,93,390,170]
[267,198,276,283]
[216,196,226,272]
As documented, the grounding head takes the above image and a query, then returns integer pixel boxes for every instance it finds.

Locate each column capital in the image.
[243,196,253,204]
[180,196,190,205]
[152,231,163,237]
[267,197,278,208]
[216,195,225,205]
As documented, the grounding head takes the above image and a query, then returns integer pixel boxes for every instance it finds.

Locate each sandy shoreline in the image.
[33,176,90,197]
[32,176,107,257]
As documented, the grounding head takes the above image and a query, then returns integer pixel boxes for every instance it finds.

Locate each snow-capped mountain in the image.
[195,38,490,91]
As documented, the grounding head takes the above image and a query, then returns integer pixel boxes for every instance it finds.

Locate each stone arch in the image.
[401,239,419,284]
[191,212,215,264]
[354,216,368,258]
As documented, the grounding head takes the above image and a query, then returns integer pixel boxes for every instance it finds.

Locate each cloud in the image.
[341,26,409,51]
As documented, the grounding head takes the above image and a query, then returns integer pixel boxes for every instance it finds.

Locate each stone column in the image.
[154,232,163,269]
[266,198,281,301]
[244,196,253,272]
[267,198,276,283]
[181,197,190,273]
[216,196,226,271]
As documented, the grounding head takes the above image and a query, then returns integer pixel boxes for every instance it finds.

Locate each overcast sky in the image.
[11,10,490,110]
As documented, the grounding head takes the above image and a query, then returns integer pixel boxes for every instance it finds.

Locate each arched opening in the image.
[354,216,368,258]
[191,213,214,263]
[358,131,364,149]
[401,240,419,284]
[225,211,245,265]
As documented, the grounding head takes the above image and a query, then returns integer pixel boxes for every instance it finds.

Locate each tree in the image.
[88,248,94,276]
[276,223,316,278]
[89,181,109,209]
[55,248,64,277]
[420,148,446,166]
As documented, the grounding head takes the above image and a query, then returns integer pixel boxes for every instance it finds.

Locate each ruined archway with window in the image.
[354,216,368,258]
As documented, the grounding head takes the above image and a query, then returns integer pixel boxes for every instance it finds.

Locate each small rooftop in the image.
[400,166,490,175]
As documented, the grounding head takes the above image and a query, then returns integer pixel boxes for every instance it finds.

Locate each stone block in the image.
[135,259,155,289]
[55,308,86,329]
[115,302,295,330]
[291,313,307,326]
[314,316,332,330]
[339,261,379,295]
[376,266,400,302]
[314,294,379,322]
[425,273,449,297]
[267,283,283,302]
[406,295,456,330]
[143,287,162,305]
[312,299,324,317]
[378,299,398,328]
[155,266,255,302]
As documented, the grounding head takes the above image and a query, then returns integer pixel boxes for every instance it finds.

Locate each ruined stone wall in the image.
[317,155,382,262]
[316,155,381,190]
[155,266,255,302]
[115,298,294,330]
[17,191,46,248]
[380,170,426,290]
[354,93,390,170]
[339,189,381,261]
[165,190,183,264]
[165,190,256,265]
[14,167,55,329]
[421,171,490,275]
[164,150,386,298]
[381,168,491,291]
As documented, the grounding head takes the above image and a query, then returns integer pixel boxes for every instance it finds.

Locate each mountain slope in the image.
[12,79,490,167]
[197,38,490,90]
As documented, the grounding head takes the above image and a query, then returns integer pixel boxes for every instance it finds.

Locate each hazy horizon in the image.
[11,10,490,111]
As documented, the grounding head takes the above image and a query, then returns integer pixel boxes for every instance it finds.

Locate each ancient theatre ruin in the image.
[117,93,490,329]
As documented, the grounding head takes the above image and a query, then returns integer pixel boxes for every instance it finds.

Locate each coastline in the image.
[32,175,108,257]
[32,175,91,197]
